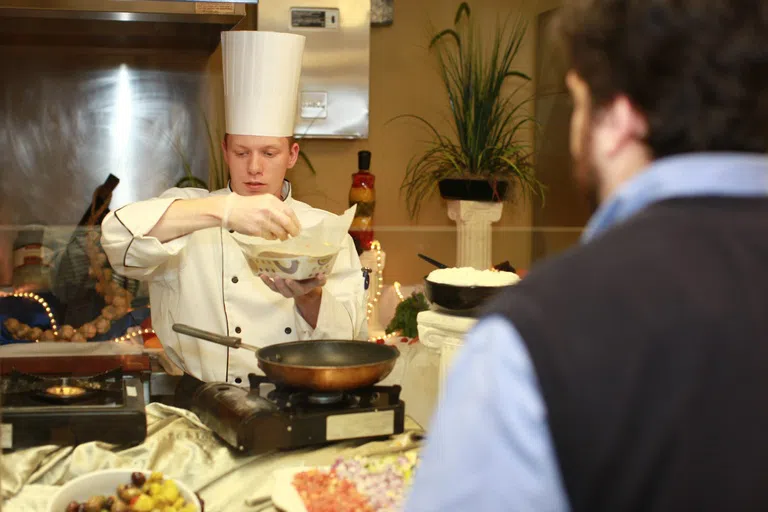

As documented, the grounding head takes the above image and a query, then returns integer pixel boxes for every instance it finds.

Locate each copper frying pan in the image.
[172,324,399,391]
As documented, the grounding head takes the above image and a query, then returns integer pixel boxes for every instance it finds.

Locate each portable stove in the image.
[175,373,405,454]
[1,367,146,450]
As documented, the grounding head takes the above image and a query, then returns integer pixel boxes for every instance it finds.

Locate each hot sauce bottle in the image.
[349,150,375,251]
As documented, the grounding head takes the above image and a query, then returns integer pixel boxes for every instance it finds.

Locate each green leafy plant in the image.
[385,292,429,338]
[202,107,229,191]
[397,2,545,219]
[169,132,208,189]
[297,143,317,175]
[294,115,325,176]
[169,108,225,190]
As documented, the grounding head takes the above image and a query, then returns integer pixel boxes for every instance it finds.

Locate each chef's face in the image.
[223,135,300,197]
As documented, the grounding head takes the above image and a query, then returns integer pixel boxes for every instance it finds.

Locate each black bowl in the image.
[424,278,509,313]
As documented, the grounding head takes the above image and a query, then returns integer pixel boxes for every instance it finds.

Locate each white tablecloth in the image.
[1,404,423,512]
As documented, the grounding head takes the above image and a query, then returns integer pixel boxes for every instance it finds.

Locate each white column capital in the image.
[417,310,477,349]
[446,200,504,269]
[446,200,504,224]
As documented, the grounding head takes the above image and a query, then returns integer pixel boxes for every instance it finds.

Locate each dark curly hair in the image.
[556,0,768,158]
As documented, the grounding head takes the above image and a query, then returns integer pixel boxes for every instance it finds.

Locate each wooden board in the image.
[0,355,150,375]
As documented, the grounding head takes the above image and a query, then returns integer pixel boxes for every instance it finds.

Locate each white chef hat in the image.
[221,31,306,137]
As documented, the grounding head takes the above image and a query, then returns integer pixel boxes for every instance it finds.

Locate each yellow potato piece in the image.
[159,480,180,503]
[131,494,156,511]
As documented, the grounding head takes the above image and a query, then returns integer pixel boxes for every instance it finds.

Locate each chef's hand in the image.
[223,192,301,240]
[260,274,327,298]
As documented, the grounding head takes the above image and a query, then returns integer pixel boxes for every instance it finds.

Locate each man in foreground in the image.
[406,1,768,510]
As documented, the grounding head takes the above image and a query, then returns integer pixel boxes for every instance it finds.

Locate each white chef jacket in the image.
[101,181,367,383]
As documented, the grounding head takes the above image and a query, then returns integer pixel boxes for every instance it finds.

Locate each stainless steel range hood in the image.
[0,1,253,51]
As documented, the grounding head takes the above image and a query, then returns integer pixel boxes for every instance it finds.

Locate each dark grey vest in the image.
[485,197,768,512]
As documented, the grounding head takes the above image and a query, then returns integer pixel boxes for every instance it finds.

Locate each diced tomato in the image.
[293,470,374,512]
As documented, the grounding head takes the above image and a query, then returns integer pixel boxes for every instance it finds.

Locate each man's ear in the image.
[221,137,230,167]
[602,95,648,157]
[287,141,300,169]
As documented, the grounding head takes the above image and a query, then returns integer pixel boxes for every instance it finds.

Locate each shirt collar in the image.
[582,153,768,243]
[281,179,293,201]
[225,179,293,201]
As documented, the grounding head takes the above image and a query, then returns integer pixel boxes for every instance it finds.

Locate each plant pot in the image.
[438,178,509,202]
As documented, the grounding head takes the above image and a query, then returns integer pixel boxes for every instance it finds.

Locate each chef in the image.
[101,31,367,383]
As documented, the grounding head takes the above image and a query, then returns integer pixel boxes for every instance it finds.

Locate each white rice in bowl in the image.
[427,267,521,287]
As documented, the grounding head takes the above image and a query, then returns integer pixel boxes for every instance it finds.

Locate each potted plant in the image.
[399,2,545,219]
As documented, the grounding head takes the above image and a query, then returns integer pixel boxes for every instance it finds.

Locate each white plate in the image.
[271,465,331,512]
[47,469,201,512]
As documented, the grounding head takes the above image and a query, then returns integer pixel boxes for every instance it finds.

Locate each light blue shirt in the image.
[404,153,768,512]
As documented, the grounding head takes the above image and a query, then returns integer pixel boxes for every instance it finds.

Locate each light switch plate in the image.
[300,91,328,119]
[290,8,340,30]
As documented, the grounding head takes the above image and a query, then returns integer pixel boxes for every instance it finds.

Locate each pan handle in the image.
[172,323,243,349]
[418,253,448,269]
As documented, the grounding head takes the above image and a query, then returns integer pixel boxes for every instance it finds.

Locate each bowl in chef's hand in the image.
[47,469,202,512]
[246,251,340,281]
[424,278,511,313]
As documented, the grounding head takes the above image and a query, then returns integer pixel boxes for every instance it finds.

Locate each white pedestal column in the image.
[417,309,478,403]
[360,249,386,338]
[447,200,504,269]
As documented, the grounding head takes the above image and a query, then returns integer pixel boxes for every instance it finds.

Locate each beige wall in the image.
[532,3,588,260]
[209,0,564,284]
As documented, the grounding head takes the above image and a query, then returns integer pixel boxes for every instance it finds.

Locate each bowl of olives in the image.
[47,469,201,512]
